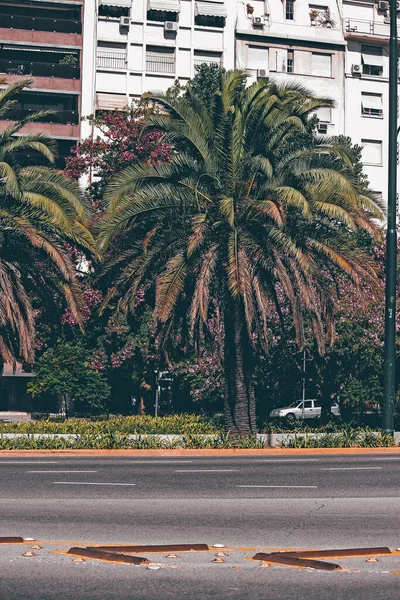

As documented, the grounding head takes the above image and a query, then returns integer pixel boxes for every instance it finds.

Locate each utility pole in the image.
[382,0,398,433]
[302,350,306,419]
[154,370,160,418]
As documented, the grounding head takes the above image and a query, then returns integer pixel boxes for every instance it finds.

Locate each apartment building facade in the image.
[235,0,346,136]
[0,0,394,200]
[80,0,235,138]
[0,0,83,166]
[343,0,394,201]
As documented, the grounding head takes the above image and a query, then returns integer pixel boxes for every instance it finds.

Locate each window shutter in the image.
[361,93,383,111]
[311,53,331,76]
[361,140,382,164]
[248,46,269,70]
[97,93,127,110]
[314,107,331,122]
[361,45,383,66]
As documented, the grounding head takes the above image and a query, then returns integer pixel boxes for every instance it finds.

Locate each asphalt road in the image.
[1,453,400,600]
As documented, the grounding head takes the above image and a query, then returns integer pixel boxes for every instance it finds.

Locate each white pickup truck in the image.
[269,399,340,419]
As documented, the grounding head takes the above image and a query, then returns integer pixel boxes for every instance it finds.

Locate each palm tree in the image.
[99,71,383,436]
[0,79,96,364]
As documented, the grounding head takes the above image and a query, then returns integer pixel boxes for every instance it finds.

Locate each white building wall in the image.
[79,0,396,207]
[235,0,346,136]
[81,0,97,140]
[81,0,235,116]
[342,0,400,203]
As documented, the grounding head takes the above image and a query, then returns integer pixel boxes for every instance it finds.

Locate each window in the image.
[361,139,382,165]
[195,1,227,28]
[97,93,127,111]
[97,42,127,70]
[146,46,175,73]
[147,0,180,22]
[247,45,269,70]
[194,50,222,68]
[98,4,129,18]
[314,106,331,122]
[311,52,331,77]
[303,401,312,408]
[287,50,294,73]
[361,93,383,117]
[362,45,383,76]
[314,400,322,407]
[309,4,328,25]
[285,0,294,20]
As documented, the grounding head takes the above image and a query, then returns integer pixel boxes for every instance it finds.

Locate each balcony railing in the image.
[145,54,175,74]
[194,57,222,67]
[97,52,126,70]
[0,59,80,79]
[0,14,81,34]
[3,107,79,125]
[344,17,389,37]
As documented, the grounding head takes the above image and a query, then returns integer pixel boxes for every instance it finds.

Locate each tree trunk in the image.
[320,394,332,424]
[223,301,256,437]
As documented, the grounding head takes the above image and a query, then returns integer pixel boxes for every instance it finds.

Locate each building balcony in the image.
[0,13,81,34]
[0,58,80,80]
[344,17,390,39]
[3,107,79,125]
[194,57,222,68]
[97,52,126,70]
[146,54,175,74]
[0,119,79,139]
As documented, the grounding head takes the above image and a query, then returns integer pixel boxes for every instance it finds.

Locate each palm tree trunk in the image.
[223,301,256,436]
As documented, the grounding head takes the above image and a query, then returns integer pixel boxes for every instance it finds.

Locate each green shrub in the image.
[0,414,222,435]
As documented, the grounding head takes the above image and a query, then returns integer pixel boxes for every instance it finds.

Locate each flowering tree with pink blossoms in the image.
[65,101,172,207]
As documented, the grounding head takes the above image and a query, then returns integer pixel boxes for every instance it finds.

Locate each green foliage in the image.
[340,376,382,413]
[188,63,227,106]
[58,54,78,66]
[279,429,397,448]
[99,71,382,435]
[0,419,397,448]
[0,413,222,434]
[0,80,96,364]
[28,342,110,414]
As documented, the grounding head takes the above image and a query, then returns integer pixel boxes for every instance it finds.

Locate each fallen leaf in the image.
[23,552,34,557]
[31,545,42,550]
[366,558,379,563]
[166,554,178,559]
[212,558,224,563]
[215,552,227,557]
[73,558,85,563]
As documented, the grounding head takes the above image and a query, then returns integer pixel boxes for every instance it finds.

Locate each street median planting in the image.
[0,415,399,449]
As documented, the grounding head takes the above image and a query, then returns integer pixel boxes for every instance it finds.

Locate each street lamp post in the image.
[382,0,398,433]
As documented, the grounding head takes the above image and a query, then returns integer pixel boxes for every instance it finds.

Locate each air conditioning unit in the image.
[257,68,268,78]
[164,21,178,31]
[378,0,389,10]
[351,64,362,74]
[252,15,266,27]
[119,16,130,27]
[317,122,328,134]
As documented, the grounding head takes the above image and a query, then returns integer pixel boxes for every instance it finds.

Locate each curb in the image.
[1,447,400,456]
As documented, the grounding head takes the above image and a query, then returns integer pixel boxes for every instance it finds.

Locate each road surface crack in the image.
[288,502,325,537]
